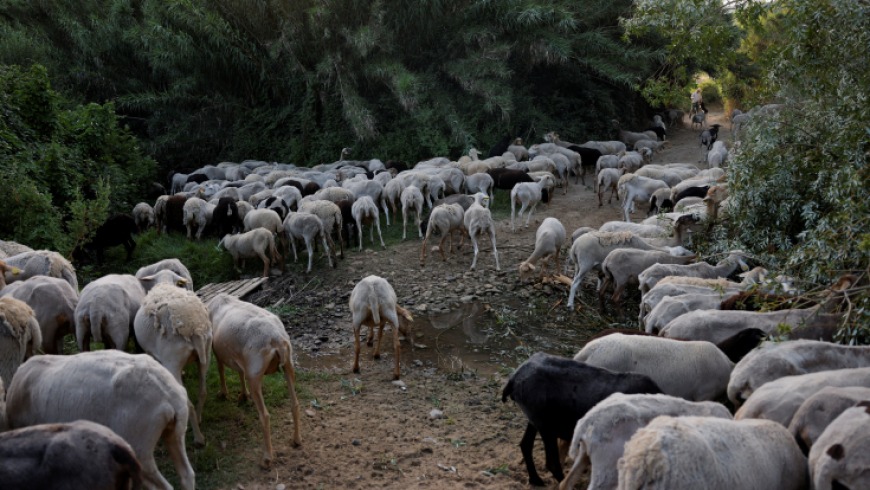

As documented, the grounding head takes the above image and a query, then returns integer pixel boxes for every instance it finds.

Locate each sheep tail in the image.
[501,376,515,403]
[368,292,381,326]
[90,310,105,344]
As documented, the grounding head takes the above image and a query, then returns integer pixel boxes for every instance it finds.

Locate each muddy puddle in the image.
[296,298,605,376]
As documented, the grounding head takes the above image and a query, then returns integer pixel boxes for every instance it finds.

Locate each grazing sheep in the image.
[2,250,78,292]
[219,228,282,278]
[600,249,696,304]
[349,276,414,380]
[464,172,494,201]
[618,173,670,222]
[612,120,658,147]
[298,199,344,256]
[618,416,808,490]
[0,240,33,259]
[518,217,565,282]
[5,351,195,489]
[182,197,211,240]
[420,203,465,266]
[343,179,389,224]
[243,208,284,237]
[581,140,626,156]
[464,193,500,271]
[643,292,736,334]
[734,367,870,427]
[206,294,302,467]
[0,276,77,354]
[596,168,622,206]
[400,185,425,240]
[789,386,870,454]
[382,178,405,222]
[135,258,194,292]
[75,274,146,352]
[560,394,731,490]
[707,140,728,167]
[507,137,530,161]
[660,307,835,345]
[211,197,242,237]
[134,283,212,446]
[575,333,733,401]
[133,202,156,232]
[487,167,534,190]
[510,180,551,231]
[808,402,870,490]
[634,165,692,187]
[502,352,662,486]
[728,340,870,407]
[690,110,707,130]
[0,419,143,489]
[638,250,749,295]
[351,195,386,251]
[283,211,335,273]
[598,220,667,238]
[566,231,692,309]
[0,297,41,388]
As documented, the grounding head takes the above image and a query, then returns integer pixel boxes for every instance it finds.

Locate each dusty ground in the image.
[221,109,730,489]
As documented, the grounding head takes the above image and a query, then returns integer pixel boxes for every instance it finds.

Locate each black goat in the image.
[77,214,138,262]
[164,195,187,234]
[487,168,533,190]
[502,352,661,486]
[212,198,241,237]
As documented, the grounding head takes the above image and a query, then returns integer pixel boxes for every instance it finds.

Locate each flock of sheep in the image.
[0,104,865,489]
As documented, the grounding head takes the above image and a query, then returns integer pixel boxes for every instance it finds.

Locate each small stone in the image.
[324,303,335,309]
[352,439,361,446]
[460,295,475,303]
[392,380,407,389]
[305,409,317,417]
[429,409,444,419]
[276,484,286,490]
[413,360,424,367]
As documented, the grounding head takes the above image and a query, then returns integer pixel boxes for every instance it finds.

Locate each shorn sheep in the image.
[502,352,662,486]
[618,173,669,222]
[560,393,732,490]
[219,228,282,278]
[283,211,335,273]
[351,195,386,251]
[574,334,734,401]
[349,275,414,380]
[808,402,870,490]
[464,192,500,271]
[789,386,870,454]
[618,416,807,490]
[0,296,42,389]
[0,276,77,354]
[518,217,566,282]
[2,250,78,291]
[134,283,213,447]
[600,249,696,304]
[75,274,146,352]
[596,167,622,206]
[206,293,302,467]
[133,202,156,232]
[6,350,196,490]
[511,180,550,231]
[400,185,425,240]
[420,203,465,266]
[0,420,143,489]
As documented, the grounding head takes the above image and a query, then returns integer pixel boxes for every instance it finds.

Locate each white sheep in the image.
[560,394,732,490]
[595,154,620,175]
[351,195,386,251]
[2,250,78,292]
[582,140,626,156]
[598,220,668,238]
[135,258,194,291]
[618,173,670,222]
[510,179,549,231]
[400,185,425,241]
[707,140,728,168]
[566,231,692,309]
[638,276,746,327]
[0,297,41,389]
[207,293,302,467]
[596,167,622,206]
[243,208,284,236]
[507,137,530,161]
[735,367,870,427]
[5,350,196,489]
[283,211,334,273]
[382,178,406,222]
[789,386,870,453]
[134,283,212,446]
[659,307,827,345]
[132,202,155,232]
[617,150,646,174]
[638,250,749,294]
[464,172,494,201]
[808,403,870,490]
[236,199,254,222]
[643,291,735,334]
[420,203,465,266]
[218,228,282,277]
[349,275,414,380]
[575,334,734,401]
[298,199,344,259]
[75,274,146,352]
[600,249,696,304]
[518,217,565,282]
[0,419,143,489]
[343,179,389,224]
[182,197,211,239]
[464,192,500,271]
[634,165,691,187]
[728,340,870,407]
[0,240,33,259]
[617,416,807,490]
[0,276,77,354]
[613,120,659,147]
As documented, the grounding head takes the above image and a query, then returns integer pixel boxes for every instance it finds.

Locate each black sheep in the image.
[487,134,514,158]
[644,126,667,141]
[302,182,320,197]
[336,199,357,253]
[648,195,674,215]
[714,328,767,363]
[565,145,603,185]
[673,185,710,205]
[384,160,408,174]
[502,352,662,486]
[487,168,533,190]
[164,195,187,234]
[185,174,209,185]
[212,198,241,237]
[77,214,138,262]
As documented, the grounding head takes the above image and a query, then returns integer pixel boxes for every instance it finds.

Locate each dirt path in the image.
[225,109,731,489]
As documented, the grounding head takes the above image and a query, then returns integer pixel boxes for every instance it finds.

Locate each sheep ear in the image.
[140,275,154,283]
[11,267,21,275]
[826,444,845,461]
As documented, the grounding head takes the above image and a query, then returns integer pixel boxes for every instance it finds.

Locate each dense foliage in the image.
[0,64,156,254]
[0,0,659,173]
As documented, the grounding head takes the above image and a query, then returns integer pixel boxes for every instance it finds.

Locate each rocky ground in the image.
[224,110,730,489]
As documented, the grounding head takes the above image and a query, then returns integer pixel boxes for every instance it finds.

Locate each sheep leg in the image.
[519,422,546,486]
[139,448,175,490]
[373,323,385,360]
[217,359,229,399]
[559,441,587,490]
[542,431,565,482]
[511,195,517,232]
[237,370,250,400]
[525,202,537,228]
[258,250,270,278]
[567,270,584,309]
[518,201,529,228]
[438,234,449,262]
[469,233,480,271]
[357,218,364,251]
[352,320,363,374]
[375,217,386,249]
[248,375,273,468]
[383,310,402,379]
[612,281,627,304]
[382,200,391,226]
[366,323,375,347]
[321,233,335,268]
[304,236,314,273]
[609,183,617,204]
[415,209,422,239]
[489,228,500,271]
[289,235,299,263]
[281,356,302,447]
[402,206,408,240]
